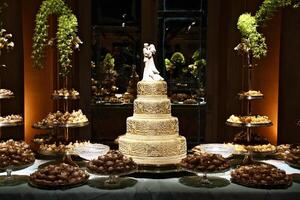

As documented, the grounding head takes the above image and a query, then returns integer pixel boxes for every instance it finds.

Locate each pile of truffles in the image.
[0,140,35,168]
[180,153,230,173]
[29,163,89,187]
[0,89,13,96]
[233,132,269,145]
[0,114,23,123]
[87,150,137,174]
[285,146,300,166]
[231,163,291,188]
[52,88,79,98]
[35,110,88,127]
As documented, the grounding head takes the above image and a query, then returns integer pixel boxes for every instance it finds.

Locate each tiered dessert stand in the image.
[226,52,272,163]
[0,66,23,139]
[32,76,89,163]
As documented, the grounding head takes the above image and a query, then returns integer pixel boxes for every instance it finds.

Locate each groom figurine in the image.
[142,43,164,81]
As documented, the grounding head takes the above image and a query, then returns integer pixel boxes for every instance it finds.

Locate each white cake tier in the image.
[134,98,171,115]
[127,116,178,136]
[118,135,187,165]
[137,81,167,96]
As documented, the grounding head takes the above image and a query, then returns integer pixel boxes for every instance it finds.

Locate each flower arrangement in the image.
[32,0,82,76]
[236,0,300,59]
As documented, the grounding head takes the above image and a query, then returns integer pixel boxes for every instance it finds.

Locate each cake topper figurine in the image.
[142,43,164,81]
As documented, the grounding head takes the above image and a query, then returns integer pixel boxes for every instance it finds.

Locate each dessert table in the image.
[0,159,300,200]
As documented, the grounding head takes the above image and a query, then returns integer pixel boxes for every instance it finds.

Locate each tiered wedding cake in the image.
[118,43,187,165]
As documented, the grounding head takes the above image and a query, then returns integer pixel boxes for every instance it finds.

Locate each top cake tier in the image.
[137,81,167,96]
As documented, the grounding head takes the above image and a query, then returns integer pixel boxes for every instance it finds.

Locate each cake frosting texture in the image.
[118,80,187,165]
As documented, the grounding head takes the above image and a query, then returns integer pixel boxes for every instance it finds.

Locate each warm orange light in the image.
[22,0,54,143]
[252,13,281,145]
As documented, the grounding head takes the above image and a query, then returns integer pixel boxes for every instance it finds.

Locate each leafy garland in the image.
[32,0,82,76]
[236,0,300,59]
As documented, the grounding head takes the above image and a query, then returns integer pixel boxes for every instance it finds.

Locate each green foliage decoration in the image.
[236,0,300,59]
[255,0,300,26]
[236,13,267,59]
[170,52,185,67]
[103,53,115,71]
[32,0,81,76]
[187,50,206,79]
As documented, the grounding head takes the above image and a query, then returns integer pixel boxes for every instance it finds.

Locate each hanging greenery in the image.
[32,0,82,76]
[236,0,300,59]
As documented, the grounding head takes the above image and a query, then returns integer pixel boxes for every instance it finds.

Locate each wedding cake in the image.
[118,43,187,165]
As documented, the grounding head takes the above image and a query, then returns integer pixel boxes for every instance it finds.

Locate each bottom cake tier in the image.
[118,135,187,165]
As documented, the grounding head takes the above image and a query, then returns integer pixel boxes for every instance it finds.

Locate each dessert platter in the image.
[52,88,80,100]
[170,93,200,104]
[0,140,35,185]
[0,114,23,127]
[0,140,35,170]
[33,110,89,129]
[226,115,272,127]
[238,90,263,100]
[29,163,89,189]
[275,144,291,160]
[233,131,269,145]
[37,141,91,157]
[245,144,276,155]
[0,89,14,99]
[87,150,138,188]
[231,163,292,189]
[179,153,230,187]
[285,145,300,169]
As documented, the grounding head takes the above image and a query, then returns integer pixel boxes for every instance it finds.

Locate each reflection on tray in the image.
[88,177,137,190]
[179,176,230,188]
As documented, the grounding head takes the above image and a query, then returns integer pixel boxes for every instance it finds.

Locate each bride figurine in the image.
[142,43,164,81]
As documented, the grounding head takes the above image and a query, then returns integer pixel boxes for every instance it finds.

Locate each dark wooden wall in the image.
[0,0,24,140]
[278,7,300,144]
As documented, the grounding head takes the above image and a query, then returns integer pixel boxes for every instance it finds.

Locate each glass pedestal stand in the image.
[0,164,33,186]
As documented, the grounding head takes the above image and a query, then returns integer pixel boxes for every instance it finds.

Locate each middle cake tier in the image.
[118,134,187,165]
[134,97,171,115]
[127,116,178,136]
